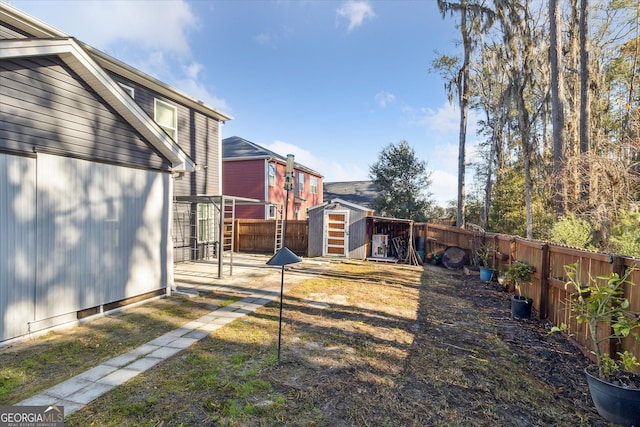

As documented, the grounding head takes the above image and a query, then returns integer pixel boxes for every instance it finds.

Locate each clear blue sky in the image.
[13,0,479,206]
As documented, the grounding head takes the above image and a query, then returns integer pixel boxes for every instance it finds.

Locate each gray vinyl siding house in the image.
[0,4,230,343]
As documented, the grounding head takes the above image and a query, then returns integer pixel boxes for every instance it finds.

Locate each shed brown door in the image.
[323,210,349,257]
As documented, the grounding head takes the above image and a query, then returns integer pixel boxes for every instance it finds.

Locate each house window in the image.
[268,205,277,219]
[298,172,304,195]
[268,164,276,187]
[310,177,318,194]
[154,99,177,140]
[119,83,135,98]
[197,203,214,242]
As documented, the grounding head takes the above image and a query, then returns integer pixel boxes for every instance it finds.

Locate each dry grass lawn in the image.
[1,260,609,426]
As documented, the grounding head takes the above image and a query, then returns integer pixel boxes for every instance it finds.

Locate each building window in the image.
[119,83,135,98]
[268,164,276,187]
[268,205,277,219]
[298,172,304,195]
[154,99,178,140]
[197,203,214,242]
[310,177,318,194]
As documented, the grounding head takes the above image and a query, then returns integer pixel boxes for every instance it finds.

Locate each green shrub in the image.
[609,210,640,258]
[550,214,595,250]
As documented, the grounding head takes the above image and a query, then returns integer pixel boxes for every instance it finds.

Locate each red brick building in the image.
[222,136,323,219]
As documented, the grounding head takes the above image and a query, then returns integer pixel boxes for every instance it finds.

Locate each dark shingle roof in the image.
[222,136,322,176]
[323,181,379,208]
[223,136,284,160]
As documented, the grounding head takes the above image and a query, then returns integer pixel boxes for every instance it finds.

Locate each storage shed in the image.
[366,216,420,264]
[307,199,374,259]
[0,19,196,343]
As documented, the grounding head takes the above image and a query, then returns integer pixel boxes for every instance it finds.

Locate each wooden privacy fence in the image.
[228,219,639,366]
[424,223,640,368]
[229,219,308,255]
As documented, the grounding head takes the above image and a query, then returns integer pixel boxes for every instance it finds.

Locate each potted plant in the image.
[506,261,535,319]
[496,265,507,287]
[429,251,441,266]
[476,244,494,282]
[555,262,640,425]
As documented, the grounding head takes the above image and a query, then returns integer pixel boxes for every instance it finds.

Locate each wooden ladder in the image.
[274,204,284,253]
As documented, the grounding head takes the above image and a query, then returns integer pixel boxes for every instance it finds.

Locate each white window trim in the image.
[197,203,215,243]
[310,177,318,194]
[268,205,277,219]
[154,98,178,141]
[298,172,304,194]
[268,163,276,187]
[119,83,135,99]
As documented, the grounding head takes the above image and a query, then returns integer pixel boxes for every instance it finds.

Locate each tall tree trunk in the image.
[579,0,590,155]
[568,0,580,210]
[517,84,534,239]
[579,0,590,203]
[457,2,470,228]
[550,0,566,217]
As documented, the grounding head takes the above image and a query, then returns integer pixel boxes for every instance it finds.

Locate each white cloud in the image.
[375,91,396,108]
[264,140,320,170]
[183,62,204,80]
[254,32,277,48]
[336,1,375,32]
[420,102,460,134]
[16,0,198,55]
[174,77,231,113]
[14,1,231,114]
[430,169,458,206]
[322,162,369,182]
[263,140,368,182]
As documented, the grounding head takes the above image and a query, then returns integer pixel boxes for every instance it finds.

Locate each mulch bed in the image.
[413,264,612,427]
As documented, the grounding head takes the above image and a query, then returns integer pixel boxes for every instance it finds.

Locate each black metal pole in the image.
[277,264,285,360]
[277,186,290,361]
[282,188,289,248]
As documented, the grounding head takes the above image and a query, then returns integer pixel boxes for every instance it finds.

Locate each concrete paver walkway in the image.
[16,254,332,417]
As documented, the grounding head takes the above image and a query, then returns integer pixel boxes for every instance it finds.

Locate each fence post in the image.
[234,219,240,252]
[509,238,516,262]
[539,244,550,319]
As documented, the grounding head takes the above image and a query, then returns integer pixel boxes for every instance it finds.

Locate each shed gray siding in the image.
[0,152,172,341]
[107,73,222,196]
[0,56,170,171]
[308,202,369,259]
[346,208,368,259]
[0,153,37,340]
[308,204,326,258]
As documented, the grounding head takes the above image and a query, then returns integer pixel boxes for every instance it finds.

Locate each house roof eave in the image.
[0,2,233,124]
[85,45,233,123]
[0,37,196,172]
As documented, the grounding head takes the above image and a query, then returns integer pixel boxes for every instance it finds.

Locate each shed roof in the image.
[308,198,373,213]
[223,136,322,177]
[0,37,196,172]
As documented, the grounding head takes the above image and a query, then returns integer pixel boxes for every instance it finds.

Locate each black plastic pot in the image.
[510,295,532,319]
[585,368,640,426]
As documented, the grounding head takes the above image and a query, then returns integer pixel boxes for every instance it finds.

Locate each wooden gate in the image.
[323,210,349,257]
